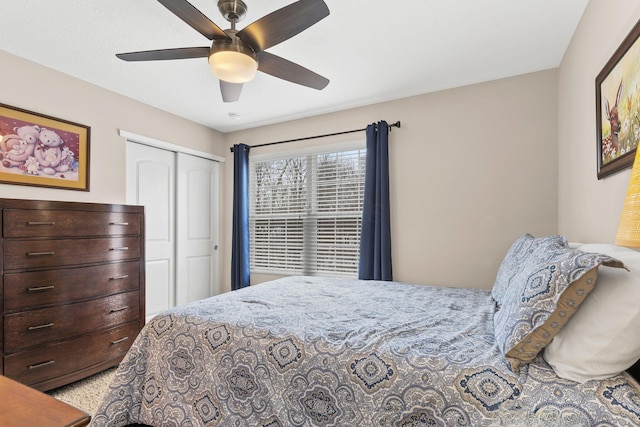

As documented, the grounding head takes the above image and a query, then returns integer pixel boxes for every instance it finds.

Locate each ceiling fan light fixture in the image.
[209,48,257,84]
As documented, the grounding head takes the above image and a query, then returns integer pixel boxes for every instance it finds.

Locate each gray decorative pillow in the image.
[493,241,625,371]
[491,234,568,307]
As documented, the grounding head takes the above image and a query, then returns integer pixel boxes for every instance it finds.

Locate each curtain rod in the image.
[230,120,401,152]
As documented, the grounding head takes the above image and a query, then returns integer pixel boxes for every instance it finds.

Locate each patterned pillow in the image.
[493,241,625,371]
[491,234,568,307]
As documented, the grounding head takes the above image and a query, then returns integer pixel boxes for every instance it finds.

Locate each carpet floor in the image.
[46,367,116,416]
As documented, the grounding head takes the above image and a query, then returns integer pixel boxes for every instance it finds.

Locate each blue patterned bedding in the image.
[92,276,640,426]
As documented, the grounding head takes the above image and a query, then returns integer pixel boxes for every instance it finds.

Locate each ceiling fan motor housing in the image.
[210,29,257,61]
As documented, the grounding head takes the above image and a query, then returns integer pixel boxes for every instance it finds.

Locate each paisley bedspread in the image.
[91,276,640,426]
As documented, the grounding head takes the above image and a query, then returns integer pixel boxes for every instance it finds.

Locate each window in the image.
[250,144,366,277]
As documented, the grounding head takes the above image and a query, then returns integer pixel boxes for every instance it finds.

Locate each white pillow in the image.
[543,243,640,383]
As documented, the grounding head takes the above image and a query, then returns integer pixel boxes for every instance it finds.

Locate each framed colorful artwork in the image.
[596,19,640,179]
[0,103,90,191]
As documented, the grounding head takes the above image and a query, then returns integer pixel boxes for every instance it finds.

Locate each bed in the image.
[92,236,640,426]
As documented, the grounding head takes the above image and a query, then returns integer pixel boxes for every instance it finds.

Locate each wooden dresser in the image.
[0,198,145,391]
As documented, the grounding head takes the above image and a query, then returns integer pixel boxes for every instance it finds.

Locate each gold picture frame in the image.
[0,103,90,191]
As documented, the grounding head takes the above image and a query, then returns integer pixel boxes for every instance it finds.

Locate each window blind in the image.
[250,147,366,277]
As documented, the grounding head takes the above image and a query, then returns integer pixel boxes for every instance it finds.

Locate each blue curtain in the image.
[358,121,393,281]
[231,143,250,290]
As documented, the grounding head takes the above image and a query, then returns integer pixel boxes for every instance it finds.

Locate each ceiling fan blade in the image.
[220,81,243,103]
[237,0,329,52]
[158,0,231,41]
[116,47,210,61]
[257,51,328,90]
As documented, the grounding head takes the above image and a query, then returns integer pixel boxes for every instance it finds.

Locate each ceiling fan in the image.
[116,0,330,102]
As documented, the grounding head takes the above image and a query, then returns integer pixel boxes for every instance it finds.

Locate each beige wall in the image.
[558,0,640,242]
[0,50,226,204]
[223,70,559,290]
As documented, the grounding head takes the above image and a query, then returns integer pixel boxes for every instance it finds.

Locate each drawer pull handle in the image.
[109,222,130,226]
[110,247,129,251]
[28,323,54,331]
[27,285,55,292]
[26,221,55,226]
[110,306,129,313]
[109,274,129,281]
[28,360,55,370]
[111,337,129,345]
[26,251,55,257]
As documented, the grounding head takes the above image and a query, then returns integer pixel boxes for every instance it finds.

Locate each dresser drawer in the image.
[3,209,141,238]
[3,237,140,270]
[3,321,139,387]
[4,261,140,312]
[4,291,139,352]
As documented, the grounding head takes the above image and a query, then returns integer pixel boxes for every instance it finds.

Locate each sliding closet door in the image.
[126,140,220,320]
[126,142,176,320]
[176,153,220,305]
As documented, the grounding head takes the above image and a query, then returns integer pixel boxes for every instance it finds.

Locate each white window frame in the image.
[249,140,366,278]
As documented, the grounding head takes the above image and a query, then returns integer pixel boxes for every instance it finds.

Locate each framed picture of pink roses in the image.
[0,103,90,191]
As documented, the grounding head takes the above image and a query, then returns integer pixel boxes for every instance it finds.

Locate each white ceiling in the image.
[1,0,588,133]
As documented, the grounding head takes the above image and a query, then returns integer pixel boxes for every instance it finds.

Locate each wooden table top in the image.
[0,375,90,427]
